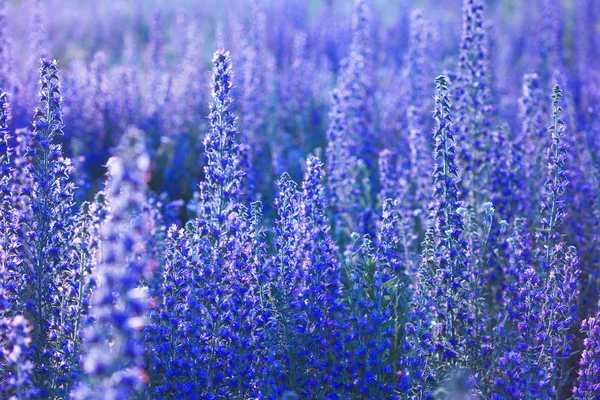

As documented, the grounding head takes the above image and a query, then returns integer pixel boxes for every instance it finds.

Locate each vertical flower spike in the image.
[538,85,568,260]
[534,85,580,394]
[516,73,548,219]
[245,200,276,395]
[430,75,481,380]
[454,0,493,207]
[402,10,436,216]
[281,31,315,150]
[61,197,104,377]
[407,104,430,211]
[266,172,303,394]
[165,48,260,398]
[520,74,548,154]
[349,198,412,397]
[432,76,462,238]
[350,0,371,60]
[325,0,377,239]
[573,302,600,399]
[268,158,346,396]
[75,128,152,399]
[378,149,400,203]
[0,89,11,318]
[140,12,172,149]
[378,151,417,274]
[401,228,437,397]
[326,89,352,208]
[33,59,64,141]
[494,218,540,397]
[200,49,243,216]
[297,155,345,393]
[145,225,193,396]
[493,85,580,398]
[0,90,34,398]
[339,0,375,160]
[488,125,521,221]
[19,59,79,396]
[325,88,361,240]
[299,157,342,317]
[273,172,303,294]
[0,90,14,242]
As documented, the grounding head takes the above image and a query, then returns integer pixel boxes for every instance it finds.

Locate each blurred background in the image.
[0,0,596,205]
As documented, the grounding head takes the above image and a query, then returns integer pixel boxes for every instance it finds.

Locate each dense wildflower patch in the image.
[1,0,600,399]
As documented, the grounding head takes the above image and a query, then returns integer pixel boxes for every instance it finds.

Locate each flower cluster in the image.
[74,127,152,399]
[0,89,35,398]
[0,0,598,399]
[573,302,600,399]
[454,0,493,206]
[17,59,81,397]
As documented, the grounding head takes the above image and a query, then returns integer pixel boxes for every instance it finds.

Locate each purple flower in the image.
[495,85,580,397]
[74,128,152,399]
[1,315,35,399]
[17,59,80,396]
[325,88,363,241]
[430,75,484,382]
[339,0,375,161]
[0,90,35,397]
[573,302,600,399]
[454,0,493,206]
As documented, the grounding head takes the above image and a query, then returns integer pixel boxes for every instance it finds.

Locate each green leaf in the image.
[382,277,398,289]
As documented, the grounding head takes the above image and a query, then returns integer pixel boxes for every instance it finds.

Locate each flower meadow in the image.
[0,0,600,398]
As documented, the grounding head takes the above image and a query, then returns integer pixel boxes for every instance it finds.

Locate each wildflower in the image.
[430,76,483,381]
[534,85,580,394]
[339,0,375,161]
[496,85,580,397]
[75,128,152,399]
[19,59,78,396]
[325,88,362,241]
[454,0,493,206]
[0,90,34,397]
[573,302,600,399]
[1,316,35,399]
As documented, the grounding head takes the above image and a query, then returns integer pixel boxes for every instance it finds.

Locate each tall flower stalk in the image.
[455,0,493,207]
[18,59,79,396]
[429,76,483,390]
[573,302,600,399]
[75,128,152,399]
[0,90,35,398]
